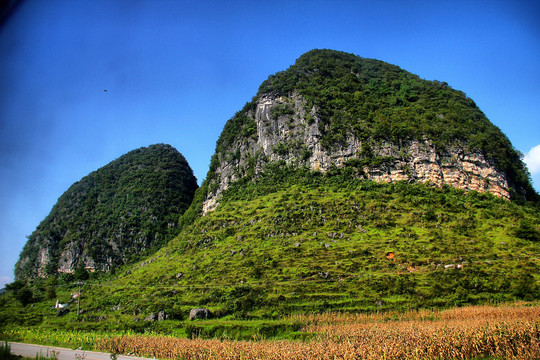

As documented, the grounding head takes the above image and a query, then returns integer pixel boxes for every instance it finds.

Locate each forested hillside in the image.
[2,50,538,337]
[15,144,198,280]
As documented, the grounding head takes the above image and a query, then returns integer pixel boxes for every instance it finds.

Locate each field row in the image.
[3,303,539,359]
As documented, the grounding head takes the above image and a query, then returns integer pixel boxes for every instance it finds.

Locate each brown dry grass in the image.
[96,303,539,359]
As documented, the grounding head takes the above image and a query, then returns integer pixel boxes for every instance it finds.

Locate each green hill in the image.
[14,144,198,280]
[2,50,539,335]
[66,50,539,322]
[85,171,539,320]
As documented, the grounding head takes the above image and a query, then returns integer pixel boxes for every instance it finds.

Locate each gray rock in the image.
[157,311,168,321]
[144,313,157,321]
[189,308,212,320]
[145,311,168,322]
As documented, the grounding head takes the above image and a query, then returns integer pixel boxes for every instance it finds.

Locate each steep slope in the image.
[73,50,539,321]
[4,50,538,328]
[84,174,539,320]
[15,144,198,279]
[200,49,535,214]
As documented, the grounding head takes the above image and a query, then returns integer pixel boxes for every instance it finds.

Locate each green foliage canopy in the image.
[233,49,536,201]
[15,144,198,280]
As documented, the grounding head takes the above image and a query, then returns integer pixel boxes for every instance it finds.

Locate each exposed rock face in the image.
[203,93,510,214]
[145,311,168,322]
[189,308,212,320]
[144,313,157,321]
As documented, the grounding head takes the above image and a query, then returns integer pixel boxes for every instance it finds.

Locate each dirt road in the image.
[8,342,154,360]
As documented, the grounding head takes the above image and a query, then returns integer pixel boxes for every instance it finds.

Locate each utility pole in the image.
[74,281,85,319]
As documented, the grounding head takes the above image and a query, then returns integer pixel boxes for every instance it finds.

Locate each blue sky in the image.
[1,0,539,288]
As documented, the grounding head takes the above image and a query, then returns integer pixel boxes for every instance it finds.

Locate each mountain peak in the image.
[15,144,198,280]
[201,50,536,213]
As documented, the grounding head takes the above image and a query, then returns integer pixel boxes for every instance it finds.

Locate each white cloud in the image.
[524,145,540,175]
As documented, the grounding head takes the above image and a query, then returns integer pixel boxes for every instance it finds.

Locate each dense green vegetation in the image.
[212,49,535,201]
[109,167,539,316]
[2,50,539,343]
[15,144,198,280]
[3,166,537,334]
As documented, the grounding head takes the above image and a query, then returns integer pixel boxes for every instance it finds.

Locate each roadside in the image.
[7,343,153,360]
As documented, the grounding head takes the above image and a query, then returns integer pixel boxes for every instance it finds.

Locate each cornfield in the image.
[94,303,539,360]
[3,328,110,349]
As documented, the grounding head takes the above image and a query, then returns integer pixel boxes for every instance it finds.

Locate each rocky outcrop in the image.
[145,311,168,321]
[202,93,510,214]
[189,308,212,320]
[356,139,509,199]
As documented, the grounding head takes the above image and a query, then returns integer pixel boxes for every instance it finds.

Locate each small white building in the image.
[55,299,68,309]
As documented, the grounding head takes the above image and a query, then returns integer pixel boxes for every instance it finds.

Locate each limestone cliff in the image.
[201,50,535,214]
[203,93,510,214]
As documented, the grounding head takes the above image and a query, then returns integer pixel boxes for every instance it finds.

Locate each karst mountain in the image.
[9,50,539,323]
[15,144,198,280]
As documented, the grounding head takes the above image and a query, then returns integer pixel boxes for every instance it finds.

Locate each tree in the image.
[45,276,57,300]
[4,280,25,292]
[15,287,33,306]
[515,220,540,242]
[74,262,89,281]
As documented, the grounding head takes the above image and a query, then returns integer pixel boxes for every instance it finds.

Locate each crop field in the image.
[95,304,540,359]
[0,328,110,350]
[5,303,536,360]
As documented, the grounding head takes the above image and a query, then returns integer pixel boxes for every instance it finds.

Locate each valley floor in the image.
[2,302,539,360]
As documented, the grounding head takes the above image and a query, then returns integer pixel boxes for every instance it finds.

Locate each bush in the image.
[515,220,540,241]
[0,341,11,360]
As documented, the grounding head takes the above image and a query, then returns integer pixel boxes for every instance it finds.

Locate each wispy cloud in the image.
[524,145,540,174]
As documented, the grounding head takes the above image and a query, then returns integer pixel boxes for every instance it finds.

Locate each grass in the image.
[87,178,538,319]
[2,303,538,359]
[1,175,538,336]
